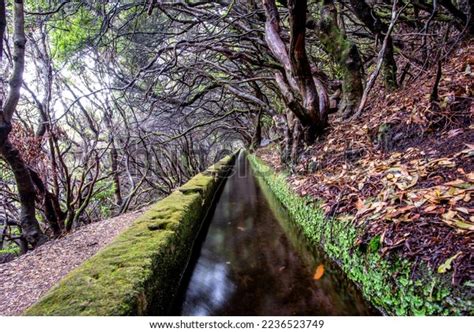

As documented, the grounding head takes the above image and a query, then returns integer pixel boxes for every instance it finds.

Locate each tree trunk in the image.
[28,168,64,236]
[318,0,363,117]
[381,37,398,89]
[0,140,47,246]
[281,112,294,166]
[290,118,302,168]
[288,0,328,137]
[251,109,263,150]
[0,1,6,103]
[262,0,328,144]
[0,0,47,248]
[354,0,401,117]
[287,0,321,124]
[110,140,123,207]
[348,0,398,90]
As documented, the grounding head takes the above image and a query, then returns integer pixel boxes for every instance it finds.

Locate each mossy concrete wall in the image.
[25,155,235,316]
[248,154,472,316]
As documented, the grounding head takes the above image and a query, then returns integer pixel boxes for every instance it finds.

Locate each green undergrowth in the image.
[248,154,472,316]
[25,155,235,316]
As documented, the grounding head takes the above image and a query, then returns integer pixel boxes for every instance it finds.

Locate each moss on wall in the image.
[25,155,235,316]
[248,154,473,316]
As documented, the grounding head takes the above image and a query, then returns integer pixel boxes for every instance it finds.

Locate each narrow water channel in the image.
[171,153,379,315]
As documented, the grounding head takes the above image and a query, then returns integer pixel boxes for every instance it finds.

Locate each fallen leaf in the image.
[424,205,438,213]
[413,199,427,208]
[463,192,471,202]
[386,205,415,219]
[466,172,474,182]
[313,264,325,280]
[447,129,463,138]
[442,210,457,222]
[453,220,474,231]
[355,198,365,211]
[455,207,469,215]
[395,174,419,190]
[437,252,462,273]
[442,210,474,230]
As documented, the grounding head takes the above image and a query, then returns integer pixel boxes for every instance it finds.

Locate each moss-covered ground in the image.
[25,155,235,316]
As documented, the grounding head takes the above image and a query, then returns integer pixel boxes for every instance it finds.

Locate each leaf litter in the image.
[258,42,473,286]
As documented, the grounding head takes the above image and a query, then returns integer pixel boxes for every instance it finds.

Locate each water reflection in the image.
[183,261,235,316]
[172,153,379,316]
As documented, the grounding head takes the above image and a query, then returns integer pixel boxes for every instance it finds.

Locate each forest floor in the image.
[0,209,144,316]
[257,41,473,286]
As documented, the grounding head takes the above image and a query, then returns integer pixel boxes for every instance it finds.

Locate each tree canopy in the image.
[0,0,472,253]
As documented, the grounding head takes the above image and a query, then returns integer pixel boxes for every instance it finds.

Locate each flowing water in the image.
[171,153,379,315]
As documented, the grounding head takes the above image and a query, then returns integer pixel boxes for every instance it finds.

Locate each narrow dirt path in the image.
[0,210,144,316]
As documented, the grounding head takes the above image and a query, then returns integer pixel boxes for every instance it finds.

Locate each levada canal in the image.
[170,152,379,315]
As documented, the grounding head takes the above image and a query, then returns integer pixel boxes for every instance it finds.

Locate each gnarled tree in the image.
[0,0,46,249]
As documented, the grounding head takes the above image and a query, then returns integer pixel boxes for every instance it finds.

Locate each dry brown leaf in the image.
[424,205,438,213]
